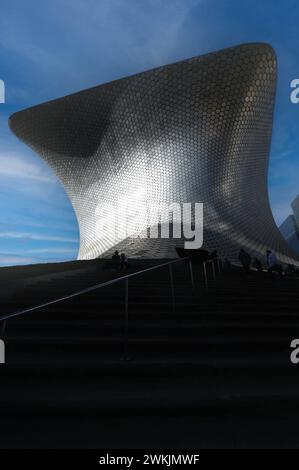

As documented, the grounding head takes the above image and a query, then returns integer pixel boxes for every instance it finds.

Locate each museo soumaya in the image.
[9,43,299,265]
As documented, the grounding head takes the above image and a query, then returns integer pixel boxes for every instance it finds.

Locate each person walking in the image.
[120,253,130,269]
[252,257,262,272]
[112,250,120,270]
[238,249,251,274]
[266,250,283,279]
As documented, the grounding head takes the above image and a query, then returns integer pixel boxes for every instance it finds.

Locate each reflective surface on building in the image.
[9,43,299,264]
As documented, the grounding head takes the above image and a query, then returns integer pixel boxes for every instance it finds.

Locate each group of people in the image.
[237,248,293,278]
[238,249,261,274]
[112,250,130,270]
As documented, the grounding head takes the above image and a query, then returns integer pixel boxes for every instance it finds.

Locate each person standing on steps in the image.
[285,264,296,278]
[238,248,251,274]
[266,250,283,279]
[252,257,262,272]
[112,250,120,270]
[120,253,130,269]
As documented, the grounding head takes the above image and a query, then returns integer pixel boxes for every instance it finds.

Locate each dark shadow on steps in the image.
[0,261,299,448]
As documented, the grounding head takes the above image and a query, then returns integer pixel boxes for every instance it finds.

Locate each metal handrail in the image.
[0,255,224,360]
[0,257,193,323]
[203,257,223,288]
[0,256,196,359]
[203,258,215,288]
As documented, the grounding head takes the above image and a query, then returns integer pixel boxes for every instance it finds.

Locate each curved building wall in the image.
[9,43,299,264]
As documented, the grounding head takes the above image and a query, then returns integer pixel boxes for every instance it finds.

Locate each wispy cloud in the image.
[0,152,56,183]
[0,252,74,267]
[1,0,299,267]
[23,247,78,254]
[0,0,202,97]
[0,253,43,265]
[0,231,78,243]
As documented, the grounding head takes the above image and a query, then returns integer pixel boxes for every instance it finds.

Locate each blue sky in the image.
[0,0,299,266]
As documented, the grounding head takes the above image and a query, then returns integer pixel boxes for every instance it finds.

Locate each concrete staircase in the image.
[1,262,299,448]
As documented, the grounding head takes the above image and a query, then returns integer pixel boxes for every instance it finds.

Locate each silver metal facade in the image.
[9,43,299,264]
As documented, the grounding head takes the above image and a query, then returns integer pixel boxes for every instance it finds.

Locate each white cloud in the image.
[0,153,56,183]
[0,231,78,243]
[0,0,202,95]
[23,247,77,254]
[0,252,74,266]
[0,254,42,265]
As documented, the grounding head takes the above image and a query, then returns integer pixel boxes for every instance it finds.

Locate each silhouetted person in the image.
[238,249,251,274]
[120,253,130,269]
[252,257,262,272]
[112,250,120,270]
[286,264,296,278]
[266,250,283,279]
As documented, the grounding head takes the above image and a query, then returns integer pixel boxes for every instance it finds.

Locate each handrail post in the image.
[169,264,175,312]
[218,257,223,273]
[203,261,208,289]
[0,257,194,363]
[188,258,195,291]
[212,259,216,280]
[0,320,6,339]
[121,278,130,361]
